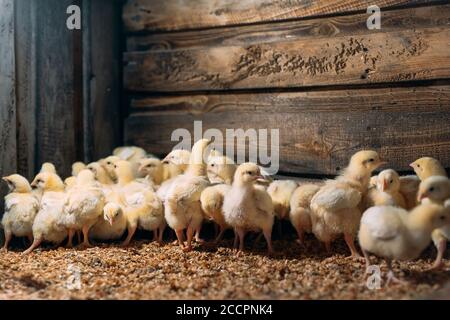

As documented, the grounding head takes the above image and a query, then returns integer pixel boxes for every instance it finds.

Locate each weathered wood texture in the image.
[124,6,450,92]
[83,0,122,161]
[123,0,438,32]
[125,85,450,175]
[0,0,17,216]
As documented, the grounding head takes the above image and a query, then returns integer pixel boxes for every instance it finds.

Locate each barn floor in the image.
[0,229,449,300]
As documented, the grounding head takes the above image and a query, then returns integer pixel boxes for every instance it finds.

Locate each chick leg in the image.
[152,230,158,242]
[233,232,238,249]
[66,229,75,248]
[27,233,33,245]
[22,238,43,255]
[344,233,362,259]
[263,228,274,256]
[157,225,165,244]
[429,239,447,271]
[295,226,305,246]
[183,226,194,252]
[214,225,226,244]
[385,260,407,286]
[121,225,137,247]
[194,225,205,244]
[1,232,12,251]
[362,249,372,274]
[175,229,185,248]
[80,224,92,248]
[236,227,246,252]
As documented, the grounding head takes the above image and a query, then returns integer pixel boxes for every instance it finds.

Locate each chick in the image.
[417,176,450,269]
[164,139,211,252]
[89,202,127,241]
[60,170,105,248]
[87,162,115,185]
[223,163,275,255]
[72,162,86,177]
[23,173,68,254]
[162,149,191,179]
[364,169,406,209]
[410,157,447,180]
[113,146,147,163]
[138,158,165,186]
[200,183,232,243]
[114,160,165,246]
[267,180,298,221]
[310,150,386,257]
[359,203,450,284]
[289,184,321,244]
[99,156,121,182]
[39,162,57,174]
[1,175,40,251]
[64,177,77,190]
[207,152,236,185]
[398,175,421,209]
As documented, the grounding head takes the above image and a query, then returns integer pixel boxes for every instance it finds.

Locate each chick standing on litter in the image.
[23,173,68,254]
[60,170,105,248]
[267,180,298,221]
[289,184,321,244]
[114,161,164,246]
[200,183,231,243]
[89,199,127,242]
[359,203,450,284]
[1,175,40,251]
[417,176,450,269]
[364,169,406,208]
[223,163,275,255]
[164,139,212,252]
[310,150,386,257]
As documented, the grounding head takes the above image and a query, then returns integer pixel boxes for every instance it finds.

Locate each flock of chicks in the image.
[1,139,450,284]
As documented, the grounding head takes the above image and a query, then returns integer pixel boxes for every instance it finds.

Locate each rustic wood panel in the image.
[123,0,438,32]
[127,4,450,52]
[83,0,122,162]
[34,0,83,178]
[125,85,450,175]
[125,25,450,92]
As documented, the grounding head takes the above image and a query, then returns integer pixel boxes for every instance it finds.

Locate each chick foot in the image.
[1,233,12,252]
[22,239,42,255]
[428,239,446,271]
[385,270,407,286]
[344,233,363,260]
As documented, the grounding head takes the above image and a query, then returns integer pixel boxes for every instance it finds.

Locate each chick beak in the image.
[108,217,114,226]
[138,165,145,173]
[2,177,9,183]
[381,179,388,192]
[409,162,415,169]
[418,192,427,202]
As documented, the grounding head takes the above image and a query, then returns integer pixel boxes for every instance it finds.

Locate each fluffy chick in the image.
[39,162,57,174]
[89,202,127,241]
[289,184,321,244]
[60,170,105,248]
[410,157,447,180]
[113,146,147,163]
[138,158,165,186]
[207,152,236,185]
[24,173,68,254]
[162,149,191,179]
[398,175,421,209]
[87,162,115,185]
[200,184,232,243]
[164,139,211,252]
[114,160,164,246]
[64,177,77,190]
[310,150,386,257]
[359,203,450,284]
[223,163,275,255]
[1,175,40,250]
[417,176,450,269]
[365,169,406,209]
[267,180,298,221]
[100,156,121,182]
[72,162,86,177]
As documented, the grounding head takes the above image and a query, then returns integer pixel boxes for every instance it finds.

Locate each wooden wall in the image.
[0,0,122,219]
[123,0,450,176]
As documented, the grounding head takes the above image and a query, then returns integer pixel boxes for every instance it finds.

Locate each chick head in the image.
[410,157,446,180]
[417,176,450,203]
[376,169,400,193]
[100,156,121,180]
[64,176,76,189]
[72,161,86,177]
[87,162,108,181]
[2,174,32,193]
[207,155,236,182]
[413,203,450,231]
[234,163,263,185]
[40,162,57,174]
[31,172,64,191]
[114,160,134,181]
[103,202,122,226]
[76,169,96,185]
[138,158,162,176]
[349,150,386,173]
[162,149,191,166]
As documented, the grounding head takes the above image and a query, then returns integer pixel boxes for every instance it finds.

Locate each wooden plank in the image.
[34,0,83,178]
[124,25,450,92]
[125,85,450,175]
[83,0,122,162]
[127,4,450,52]
[123,0,437,32]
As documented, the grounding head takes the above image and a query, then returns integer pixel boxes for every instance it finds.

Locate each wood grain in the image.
[125,85,450,175]
[127,4,450,52]
[123,0,437,32]
[0,0,17,226]
[83,0,122,162]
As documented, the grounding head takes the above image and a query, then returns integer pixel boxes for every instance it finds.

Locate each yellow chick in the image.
[162,149,191,179]
[64,177,77,190]
[207,152,236,185]
[164,139,211,252]
[1,175,40,250]
[23,173,68,254]
[60,170,105,248]
[72,162,86,177]
[310,150,386,257]
[223,163,275,255]
[398,175,421,209]
[89,202,127,241]
[267,180,298,221]
[410,157,447,180]
[100,156,121,182]
[114,160,165,246]
[138,158,165,186]
[200,183,232,243]
[417,176,450,269]
[39,162,57,174]
[364,169,406,209]
[113,146,147,162]
[289,184,321,244]
[87,162,115,185]
[359,203,450,284]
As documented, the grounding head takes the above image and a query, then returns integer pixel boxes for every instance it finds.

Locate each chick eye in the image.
[368,158,374,162]
[211,164,215,167]
[390,180,393,184]
[439,216,446,221]
[107,161,111,165]
[417,164,420,168]
[429,187,435,192]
